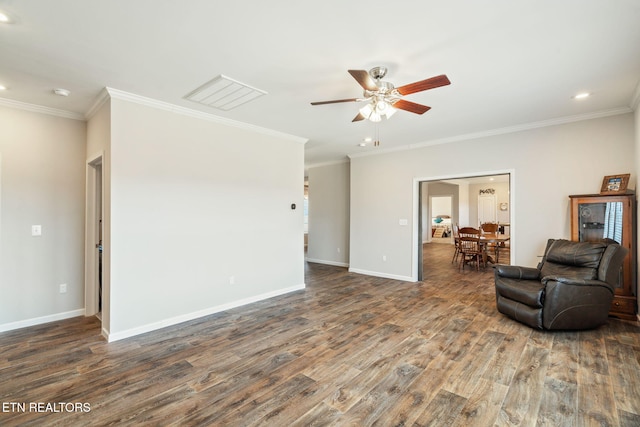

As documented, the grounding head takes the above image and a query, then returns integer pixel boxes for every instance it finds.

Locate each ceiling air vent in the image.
[185,75,267,111]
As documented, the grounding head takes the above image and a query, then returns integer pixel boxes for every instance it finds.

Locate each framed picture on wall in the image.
[600,174,630,194]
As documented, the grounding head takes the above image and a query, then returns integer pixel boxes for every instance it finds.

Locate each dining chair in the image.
[451,223,461,264]
[458,227,484,270]
[480,222,500,262]
[480,222,499,233]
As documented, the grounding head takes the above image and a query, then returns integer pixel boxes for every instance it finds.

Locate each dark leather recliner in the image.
[494,239,628,330]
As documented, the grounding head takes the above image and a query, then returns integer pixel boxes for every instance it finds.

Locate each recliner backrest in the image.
[598,243,629,285]
[539,239,607,280]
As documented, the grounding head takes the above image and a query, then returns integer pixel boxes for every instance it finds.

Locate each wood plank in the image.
[577,369,618,426]
[339,363,422,425]
[497,344,550,426]
[452,378,508,427]
[545,331,579,384]
[537,377,577,426]
[578,328,610,375]
[605,338,640,414]
[444,330,506,398]
[412,389,467,427]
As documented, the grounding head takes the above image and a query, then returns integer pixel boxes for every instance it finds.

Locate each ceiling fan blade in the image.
[348,69,378,92]
[352,112,365,122]
[393,99,431,115]
[310,98,359,106]
[396,74,451,96]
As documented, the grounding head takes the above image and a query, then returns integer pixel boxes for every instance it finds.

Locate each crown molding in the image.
[348,107,633,160]
[104,87,308,145]
[0,97,85,121]
[84,88,110,120]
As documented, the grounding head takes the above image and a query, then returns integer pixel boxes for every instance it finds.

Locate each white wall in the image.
[349,113,635,281]
[0,106,86,330]
[107,96,306,339]
[306,162,350,266]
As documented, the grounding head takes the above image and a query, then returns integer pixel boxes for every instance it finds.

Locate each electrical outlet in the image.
[32,225,42,236]
[229,276,235,285]
[59,283,67,293]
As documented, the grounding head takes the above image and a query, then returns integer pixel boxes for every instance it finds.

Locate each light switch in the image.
[31,225,42,236]
[399,219,408,226]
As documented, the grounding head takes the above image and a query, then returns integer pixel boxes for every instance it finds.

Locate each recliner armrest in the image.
[495,265,540,280]
[541,275,614,293]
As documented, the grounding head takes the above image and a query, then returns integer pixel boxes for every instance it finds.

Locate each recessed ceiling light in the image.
[0,12,12,23]
[573,92,590,100]
[0,85,6,91]
[358,143,367,147]
[364,137,372,142]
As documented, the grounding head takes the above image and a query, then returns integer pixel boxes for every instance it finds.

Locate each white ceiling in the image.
[1,1,639,169]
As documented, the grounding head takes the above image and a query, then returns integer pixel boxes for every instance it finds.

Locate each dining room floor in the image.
[423,240,510,279]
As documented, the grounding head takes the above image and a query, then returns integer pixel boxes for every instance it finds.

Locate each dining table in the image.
[479,233,510,264]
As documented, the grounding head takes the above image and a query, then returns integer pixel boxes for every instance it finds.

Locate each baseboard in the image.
[0,309,85,333]
[305,257,349,268]
[104,284,306,342]
[101,326,110,341]
[348,268,415,282]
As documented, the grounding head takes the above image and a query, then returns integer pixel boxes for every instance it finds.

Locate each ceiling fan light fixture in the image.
[359,103,373,118]
[384,105,397,118]
[311,67,449,123]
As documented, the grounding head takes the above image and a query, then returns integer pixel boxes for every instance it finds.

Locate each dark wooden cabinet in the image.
[569,193,637,320]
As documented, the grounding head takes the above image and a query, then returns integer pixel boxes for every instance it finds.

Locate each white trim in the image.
[0,309,85,333]
[412,169,516,281]
[85,88,110,120]
[305,258,349,268]
[349,107,632,160]
[104,87,308,145]
[0,97,85,121]
[104,284,305,342]
[348,268,415,283]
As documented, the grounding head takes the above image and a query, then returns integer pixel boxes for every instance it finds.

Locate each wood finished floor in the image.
[1,243,640,426]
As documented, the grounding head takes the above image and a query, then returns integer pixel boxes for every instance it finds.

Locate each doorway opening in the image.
[429,195,454,244]
[85,155,103,319]
[416,172,512,281]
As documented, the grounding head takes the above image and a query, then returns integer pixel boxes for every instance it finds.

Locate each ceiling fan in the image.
[311,66,450,122]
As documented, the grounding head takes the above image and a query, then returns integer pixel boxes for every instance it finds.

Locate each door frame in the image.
[414,169,515,281]
[85,152,103,317]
